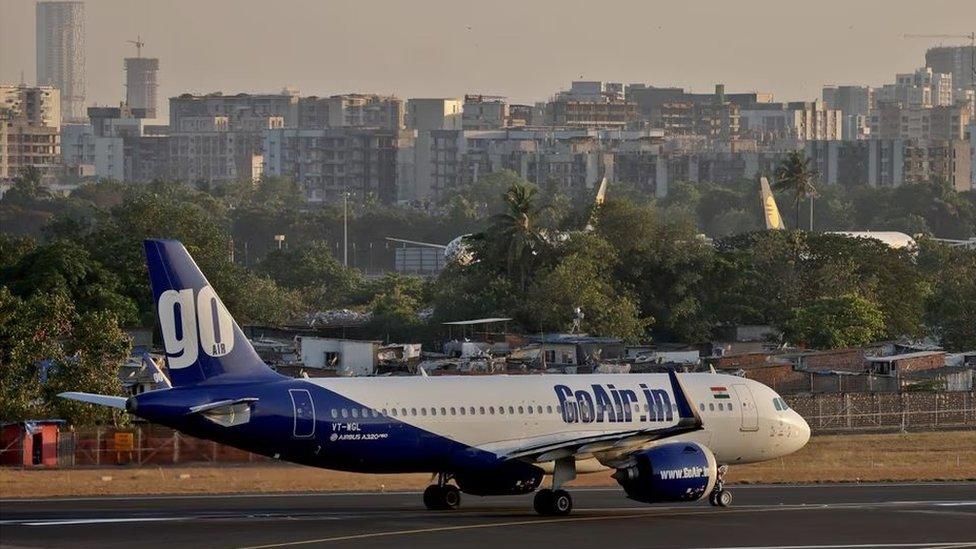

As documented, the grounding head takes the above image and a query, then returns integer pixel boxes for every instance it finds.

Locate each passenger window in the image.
[430,407,436,416]
[498,406,505,415]
[381,409,387,416]
[341,408,349,418]
[547,405,553,414]
[537,406,543,414]
[351,409,359,418]
[479,406,486,415]
[331,409,338,419]
[708,403,714,411]
[489,407,495,414]
[518,406,524,414]
[400,408,407,416]
[372,409,379,417]
[440,407,447,416]
[391,408,398,417]
[527,406,533,415]
[411,408,417,416]
[459,407,466,415]
[450,407,457,415]
[362,408,369,418]
[699,403,705,411]
[509,406,515,414]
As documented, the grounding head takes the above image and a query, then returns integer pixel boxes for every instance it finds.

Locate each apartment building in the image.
[462,95,510,130]
[262,127,401,203]
[926,46,976,91]
[739,100,842,142]
[0,85,61,128]
[125,57,160,119]
[297,94,404,130]
[0,85,62,181]
[806,138,971,190]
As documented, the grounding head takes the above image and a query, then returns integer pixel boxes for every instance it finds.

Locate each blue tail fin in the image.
[144,239,282,387]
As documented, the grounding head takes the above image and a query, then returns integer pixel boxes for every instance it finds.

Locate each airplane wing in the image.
[385,237,448,249]
[58,392,128,409]
[502,370,703,463]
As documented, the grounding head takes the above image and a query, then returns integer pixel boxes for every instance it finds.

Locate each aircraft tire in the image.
[717,489,733,507]
[442,485,461,510]
[423,485,444,510]
[551,489,573,516]
[533,489,554,515]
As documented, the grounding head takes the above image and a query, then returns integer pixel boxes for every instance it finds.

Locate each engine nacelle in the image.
[612,442,718,504]
[454,462,544,496]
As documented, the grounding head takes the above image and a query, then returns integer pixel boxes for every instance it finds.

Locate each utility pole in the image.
[343,191,349,267]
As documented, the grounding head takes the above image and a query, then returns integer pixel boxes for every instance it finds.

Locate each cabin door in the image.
[732,384,759,432]
[289,389,316,438]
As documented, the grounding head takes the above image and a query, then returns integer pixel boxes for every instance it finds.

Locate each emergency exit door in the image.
[732,384,759,431]
[289,389,315,438]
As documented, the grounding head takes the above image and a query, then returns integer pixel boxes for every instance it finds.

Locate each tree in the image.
[774,151,819,230]
[523,234,648,341]
[2,240,139,325]
[784,294,885,349]
[0,288,130,425]
[1,166,52,206]
[481,182,550,291]
[364,274,426,342]
[918,240,976,351]
[257,242,361,310]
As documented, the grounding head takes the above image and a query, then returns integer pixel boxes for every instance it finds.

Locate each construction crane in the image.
[902,32,975,84]
[126,35,145,58]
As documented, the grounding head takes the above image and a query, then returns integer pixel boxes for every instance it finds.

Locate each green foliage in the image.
[523,233,648,341]
[364,274,427,342]
[0,288,129,425]
[257,242,361,310]
[774,151,819,229]
[784,293,885,349]
[918,240,976,351]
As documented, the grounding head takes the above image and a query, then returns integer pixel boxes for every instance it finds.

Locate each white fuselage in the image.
[309,372,810,471]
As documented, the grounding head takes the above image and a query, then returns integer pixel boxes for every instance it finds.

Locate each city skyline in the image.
[2,0,975,121]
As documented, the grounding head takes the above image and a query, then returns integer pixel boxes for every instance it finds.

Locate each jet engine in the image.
[612,441,718,504]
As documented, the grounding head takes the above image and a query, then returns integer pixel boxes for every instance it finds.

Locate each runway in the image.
[2,483,975,548]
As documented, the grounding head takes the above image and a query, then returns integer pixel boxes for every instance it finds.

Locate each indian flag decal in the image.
[710,387,731,399]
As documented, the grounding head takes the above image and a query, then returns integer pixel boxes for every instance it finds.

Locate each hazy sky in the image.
[2,0,975,121]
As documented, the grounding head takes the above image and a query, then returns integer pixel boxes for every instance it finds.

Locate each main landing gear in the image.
[533,488,573,516]
[708,465,733,507]
[423,473,461,510]
[534,455,575,516]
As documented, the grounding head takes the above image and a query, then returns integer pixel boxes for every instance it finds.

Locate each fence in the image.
[785,391,976,433]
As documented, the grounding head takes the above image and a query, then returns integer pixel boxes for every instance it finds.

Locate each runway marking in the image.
[236,505,862,548]
[3,482,972,504]
[711,541,976,549]
[15,517,189,526]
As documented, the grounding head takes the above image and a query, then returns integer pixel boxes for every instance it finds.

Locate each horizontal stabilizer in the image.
[58,392,128,410]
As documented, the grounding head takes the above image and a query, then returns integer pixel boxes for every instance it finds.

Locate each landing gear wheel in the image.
[423,485,444,510]
[551,489,573,516]
[423,484,461,510]
[533,489,554,515]
[533,488,573,516]
[717,489,733,507]
[708,491,719,507]
[442,485,461,509]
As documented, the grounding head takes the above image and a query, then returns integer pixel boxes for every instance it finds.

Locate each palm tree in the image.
[486,182,549,291]
[773,151,819,230]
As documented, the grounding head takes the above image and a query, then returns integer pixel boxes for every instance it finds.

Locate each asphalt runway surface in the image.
[2,483,975,549]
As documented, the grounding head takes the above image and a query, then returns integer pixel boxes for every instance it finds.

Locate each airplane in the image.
[60,239,810,516]
[385,177,611,266]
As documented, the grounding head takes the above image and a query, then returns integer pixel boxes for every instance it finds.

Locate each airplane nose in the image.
[794,414,811,450]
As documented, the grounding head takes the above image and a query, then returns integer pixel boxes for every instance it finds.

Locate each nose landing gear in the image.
[423,473,461,510]
[708,465,733,507]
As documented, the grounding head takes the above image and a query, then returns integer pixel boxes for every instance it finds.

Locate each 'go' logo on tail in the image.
[158,286,235,369]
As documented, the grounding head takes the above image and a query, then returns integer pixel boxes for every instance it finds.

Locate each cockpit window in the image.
[773,397,790,411]
[773,398,782,411]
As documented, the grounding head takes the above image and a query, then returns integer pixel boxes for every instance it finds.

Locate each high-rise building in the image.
[926,45,976,91]
[0,85,61,127]
[125,57,160,118]
[35,2,86,121]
